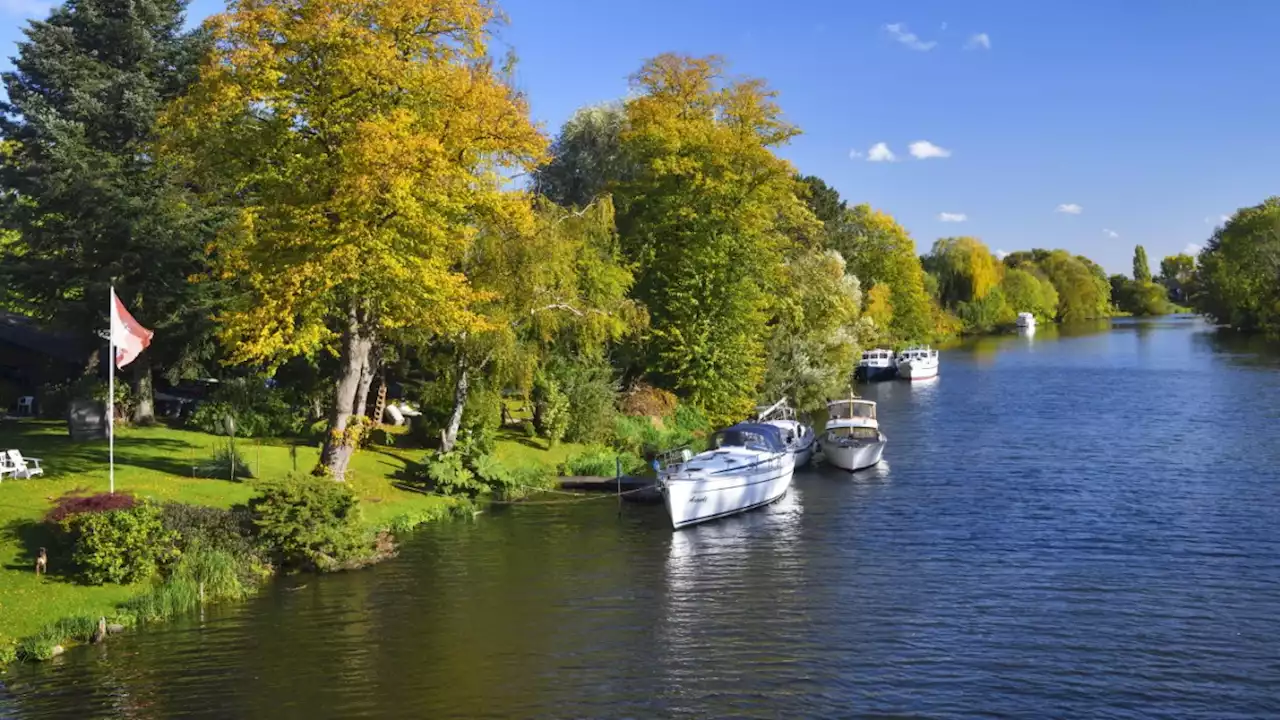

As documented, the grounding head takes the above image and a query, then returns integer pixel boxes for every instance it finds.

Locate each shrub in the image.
[422,450,482,497]
[159,502,254,557]
[0,642,16,665]
[16,615,99,661]
[561,445,646,477]
[542,357,619,444]
[247,474,368,571]
[532,372,569,446]
[65,503,179,585]
[613,404,709,459]
[187,377,305,438]
[46,491,137,524]
[198,444,254,480]
[619,383,678,417]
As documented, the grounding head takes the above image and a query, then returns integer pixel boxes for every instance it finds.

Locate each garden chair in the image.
[6,449,43,479]
[0,454,16,482]
[17,396,35,415]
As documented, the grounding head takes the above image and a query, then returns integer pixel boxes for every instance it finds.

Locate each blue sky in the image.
[3,0,1277,275]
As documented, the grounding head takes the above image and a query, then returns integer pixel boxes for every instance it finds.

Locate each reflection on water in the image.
[6,316,1280,718]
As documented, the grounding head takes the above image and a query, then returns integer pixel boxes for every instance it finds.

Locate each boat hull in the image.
[662,458,795,529]
[793,438,815,468]
[896,359,938,380]
[855,364,897,382]
[822,437,886,471]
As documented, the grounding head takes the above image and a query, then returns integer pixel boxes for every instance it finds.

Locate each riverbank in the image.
[0,420,579,664]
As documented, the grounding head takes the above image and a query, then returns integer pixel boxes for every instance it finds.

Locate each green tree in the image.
[533,104,631,208]
[763,249,863,412]
[613,54,817,423]
[1195,199,1280,335]
[1037,250,1111,322]
[160,0,546,479]
[1158,253,1197,304]
[1133,245,1152,284]
[1001,267,1059,323]
[923,236,1005,308]
[0,0,216,421]
[842,205,937,342]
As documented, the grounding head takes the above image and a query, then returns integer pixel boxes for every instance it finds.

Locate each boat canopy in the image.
[828,400,877,420]
[711,423,787,453]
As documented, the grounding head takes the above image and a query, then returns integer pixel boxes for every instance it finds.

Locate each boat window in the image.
[828,426,880,440]
[830,402,876,420]
[713,430,770,452]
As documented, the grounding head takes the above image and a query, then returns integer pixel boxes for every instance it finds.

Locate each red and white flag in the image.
[110,289,154,369]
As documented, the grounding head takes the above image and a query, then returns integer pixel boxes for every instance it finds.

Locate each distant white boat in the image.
[755,398,816,467]
[855,348,897,382]
[895,345,939,381]
[819,397,887,472]
[657,423,795,529]
[1016,312,1037,328]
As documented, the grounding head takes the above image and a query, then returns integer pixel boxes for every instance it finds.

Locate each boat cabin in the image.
[711,423,787,453]
[859,349,894,366]
[827,399,877,422]
[826,425,882,441]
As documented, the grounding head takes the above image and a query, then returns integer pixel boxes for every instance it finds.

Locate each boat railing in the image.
[654,446,695,473]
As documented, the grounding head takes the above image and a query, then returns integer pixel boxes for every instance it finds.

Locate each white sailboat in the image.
[755,397,816,467]
[820,397,887,472]
[895,345,939,381]
[657,423,796,529]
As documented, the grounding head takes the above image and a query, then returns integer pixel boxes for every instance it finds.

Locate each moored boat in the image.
[895,345,939,381]
[657,423,795,529]
[855,348,897,382]
[820,397,887,472]
[755,397,816,467]
[1016,312,1036,329]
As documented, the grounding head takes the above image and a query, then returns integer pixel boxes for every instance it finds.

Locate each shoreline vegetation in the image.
[0,0,1271,669]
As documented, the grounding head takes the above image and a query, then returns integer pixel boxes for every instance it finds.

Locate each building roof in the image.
[0,311,91,364]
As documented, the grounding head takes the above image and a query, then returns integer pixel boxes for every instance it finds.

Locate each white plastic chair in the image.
[7,450,43,478]
[0,454,16,483]
[16,396,34,415]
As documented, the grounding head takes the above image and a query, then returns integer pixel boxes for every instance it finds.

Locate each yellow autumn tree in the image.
[159,0,546,479]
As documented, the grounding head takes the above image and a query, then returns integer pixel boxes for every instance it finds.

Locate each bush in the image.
[561,445,646,477]
[613,403,710,459]
[619,383,678,417]
[187,377,305,438]
[544,358,619,444]
[198,444,254,480]
[531,372,569,446]
[247,474,368,571]
[422,450,481,497]
[159,502,254,558]
[65,503,179,585]
[46,491,138,524]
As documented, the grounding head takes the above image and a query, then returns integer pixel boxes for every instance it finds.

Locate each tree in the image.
[842,205,936,342]
[923,237,1005,308]
[160,0,546,479]
[1001,267,1058,323]
[1133,245,1152,284]
[763,249,862,412]
[0,0,215,422]
[1036,250,1111,322]
[533,104,631,208]
[1158,253,1196,304]
[436,197,638,452]
[613,54,818,423]
[1195,198,1280,336]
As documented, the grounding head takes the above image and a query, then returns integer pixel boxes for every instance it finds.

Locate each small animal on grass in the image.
[35,547,47,576]
[91,617,107,644]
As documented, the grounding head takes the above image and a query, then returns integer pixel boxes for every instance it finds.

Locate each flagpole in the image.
[108,286,115,495]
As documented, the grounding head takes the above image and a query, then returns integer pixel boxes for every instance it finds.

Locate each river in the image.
[4,316,1280,718]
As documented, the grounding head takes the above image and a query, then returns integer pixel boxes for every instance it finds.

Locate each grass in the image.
[492,427,585,472]
[0,419,462,657]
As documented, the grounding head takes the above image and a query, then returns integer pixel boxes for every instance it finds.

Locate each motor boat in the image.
[855,348,897,382]
[819,397,887,472]
[755,397,815,467]
[657,423,796,529]
[895,345,939,381]
[1016,312,1037,329]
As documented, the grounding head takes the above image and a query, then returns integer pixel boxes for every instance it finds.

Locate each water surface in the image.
[5,316,1280,718]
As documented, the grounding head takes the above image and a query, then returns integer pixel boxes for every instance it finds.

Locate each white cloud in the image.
[938,212,967,223]
[884,23,937,51]
[909,140,951,159]
[848,148,862,160]
[995,249,1009,260]
[1184,243,1204,256]
[866,142,897,162]
[940,21,949,31]
[0,0,51,16]
[965,33,991,50]
[1203,214,1230,225]
[1103,228,1119,238]
[1055,203,1083,215]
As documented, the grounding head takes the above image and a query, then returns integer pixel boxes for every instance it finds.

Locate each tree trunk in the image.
[371,370,388,426]
[318,307,374,481]
[354,342,381,419]
[131,357,155,425]
[439,361,469,454]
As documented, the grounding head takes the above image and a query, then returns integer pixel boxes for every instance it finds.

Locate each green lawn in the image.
[0,420,456,654]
